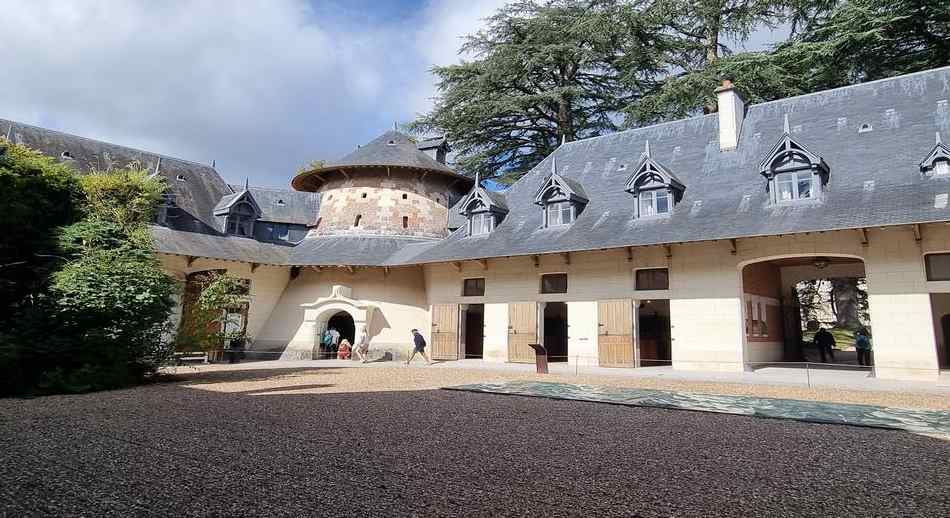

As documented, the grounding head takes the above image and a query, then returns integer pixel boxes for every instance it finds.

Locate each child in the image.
[337,338,352,360]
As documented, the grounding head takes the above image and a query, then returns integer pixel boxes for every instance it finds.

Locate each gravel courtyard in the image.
[2,365,949,517]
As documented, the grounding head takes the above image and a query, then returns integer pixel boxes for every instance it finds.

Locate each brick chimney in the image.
[715,79,746,151]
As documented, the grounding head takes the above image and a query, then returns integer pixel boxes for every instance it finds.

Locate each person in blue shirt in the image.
[854,328,872,367]
[406,329,433,366]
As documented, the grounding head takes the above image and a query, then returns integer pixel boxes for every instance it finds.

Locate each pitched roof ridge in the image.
[0,117,217,171]
[750,65,950,110]
[561,65,950,150]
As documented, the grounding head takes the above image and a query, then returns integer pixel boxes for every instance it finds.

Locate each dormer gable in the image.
[459,177,508,236]
[758,116,830,181]
[213,183,261,237]
[624,142,685,218]
[759,115,830,204]
[533,159,588,206]
[921,132,950,176]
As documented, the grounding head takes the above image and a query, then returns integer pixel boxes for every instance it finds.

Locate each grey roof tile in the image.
[397,66,950,265]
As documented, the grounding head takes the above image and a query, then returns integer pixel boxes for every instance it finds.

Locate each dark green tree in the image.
[628,0,950,124]
[0,139,81,318]
[413,0,667,182]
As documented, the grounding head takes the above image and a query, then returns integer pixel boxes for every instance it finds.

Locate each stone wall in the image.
[311,168,469,238]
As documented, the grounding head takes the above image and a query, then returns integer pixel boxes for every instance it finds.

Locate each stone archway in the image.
[280,285,376,360]
[737,254,870,369]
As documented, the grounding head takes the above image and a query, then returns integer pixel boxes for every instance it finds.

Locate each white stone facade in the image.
[160,223,950,381]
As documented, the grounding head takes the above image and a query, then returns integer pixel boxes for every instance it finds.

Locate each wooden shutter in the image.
[508,302,537,363]
[430,304,460,360]
[598,299,634,367]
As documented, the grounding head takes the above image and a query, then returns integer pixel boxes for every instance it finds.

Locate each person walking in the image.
[813,327,836,363]
[355,330,370,363]
[854,328,872,367]
[406,329,432,365]
[328,327,341,357]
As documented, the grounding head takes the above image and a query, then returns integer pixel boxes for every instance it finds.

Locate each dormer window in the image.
[226,201,256,237]
[775,170,814,201]
[534,159,587,229]
[545,200,574,226]
[459,179,508,237]
[759,116,829,205]
[470,212,494,235]
[624,142,684,219]
[214,190,262,238]
[921,133,950,177]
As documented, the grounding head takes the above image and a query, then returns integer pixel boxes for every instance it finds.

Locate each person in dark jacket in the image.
[813,327,836,363]
[406,329,433,365]
[854,328,872,367]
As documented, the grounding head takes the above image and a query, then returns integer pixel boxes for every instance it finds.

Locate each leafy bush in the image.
[0,160,180,396]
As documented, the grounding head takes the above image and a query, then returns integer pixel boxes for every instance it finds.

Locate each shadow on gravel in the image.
[163,367,345,385]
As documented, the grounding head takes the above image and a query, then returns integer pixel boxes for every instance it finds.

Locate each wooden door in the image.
[430,303,460,360]
[508,302,537,363]
[598,299,634,367]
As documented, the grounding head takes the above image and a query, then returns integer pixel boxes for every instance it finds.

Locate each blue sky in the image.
[0,1,786,188]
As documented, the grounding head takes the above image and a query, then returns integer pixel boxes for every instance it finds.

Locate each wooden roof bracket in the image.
[665,245,673,259]
[859,228,869,246]
[344,265,355,274]
[729,239,737,255]
[186,255,197,267]
[452,261,462,272]
[561,252,571,265]
[532,255,540,268]
[383,267,390,278]
[290,266,301,280]
[478,259,488,270]
[626,246,634,263]
[913,224,922,243]
[250,262,260,273]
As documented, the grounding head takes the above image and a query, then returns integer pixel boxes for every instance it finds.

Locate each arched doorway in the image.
[316,310,355,359]
[738,255,871,370]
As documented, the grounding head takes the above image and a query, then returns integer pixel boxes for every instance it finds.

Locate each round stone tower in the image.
[292,131,473,238]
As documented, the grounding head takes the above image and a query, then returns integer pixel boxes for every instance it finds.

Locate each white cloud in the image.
[407,0,510,116]
[0,0,423,186]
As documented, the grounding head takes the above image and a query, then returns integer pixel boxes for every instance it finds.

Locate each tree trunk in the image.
[830,278,862,329]
[703,6,721,114]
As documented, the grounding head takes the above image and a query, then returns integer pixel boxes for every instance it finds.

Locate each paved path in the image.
[2,379,949,517]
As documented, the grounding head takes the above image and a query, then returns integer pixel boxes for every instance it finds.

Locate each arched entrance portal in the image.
[327,311,355,346]
[738,255,871,370]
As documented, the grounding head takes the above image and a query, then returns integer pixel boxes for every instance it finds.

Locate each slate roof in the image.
[392,66,950,265]
[291,130,472,190]
[226,184,320,225]
[1,118,229,234]
[12,66,950,268]
[416,135,447,150]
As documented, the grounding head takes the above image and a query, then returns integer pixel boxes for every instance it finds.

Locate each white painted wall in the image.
[567,301,598,365]
[483,303,509,362]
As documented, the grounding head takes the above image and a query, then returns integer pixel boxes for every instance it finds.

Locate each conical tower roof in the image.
[292,130,472,191]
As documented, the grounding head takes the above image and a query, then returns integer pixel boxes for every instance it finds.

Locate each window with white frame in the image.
[638,189,671,217]
[469,212,493,236]
[775,170,815,202]
[545,201,574,227]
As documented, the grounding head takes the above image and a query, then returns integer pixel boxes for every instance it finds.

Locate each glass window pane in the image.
[635,268,669,290]
[777,176,794,201]
[560,204,573,224]
[640,191,654,216]
[797,173,813,199]
[462,278,485,296]
[656,191,670,214]
[926,253,950,281]
[540,273,568,293]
